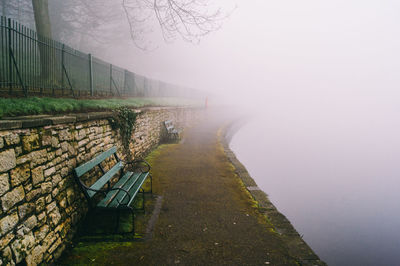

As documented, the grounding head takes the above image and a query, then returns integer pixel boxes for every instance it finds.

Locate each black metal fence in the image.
[0,17,197,98]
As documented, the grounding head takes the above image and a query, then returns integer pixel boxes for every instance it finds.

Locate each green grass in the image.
[0,97,202,118]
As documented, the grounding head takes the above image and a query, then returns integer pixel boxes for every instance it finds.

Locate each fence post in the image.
[109,64,112,95]
[61,44,64,96]
[123,69,126,96]
[88,53,93,96]
[8,18,12,94]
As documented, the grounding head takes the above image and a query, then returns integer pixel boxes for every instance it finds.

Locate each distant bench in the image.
[74,146,152,233]
[164,120,181,141]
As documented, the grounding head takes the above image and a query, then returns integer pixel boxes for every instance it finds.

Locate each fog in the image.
[5,0,400,264]
[108,1,400,265]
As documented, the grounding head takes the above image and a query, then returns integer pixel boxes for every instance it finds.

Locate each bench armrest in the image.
[123,159,151,173]
[77,179,132,206]
[108,187,132,207]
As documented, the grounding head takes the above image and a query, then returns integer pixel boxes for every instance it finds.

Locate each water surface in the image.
[230,111,400,266]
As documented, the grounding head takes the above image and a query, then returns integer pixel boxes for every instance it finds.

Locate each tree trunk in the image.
[1,0,6,17]
[32,0,52,80]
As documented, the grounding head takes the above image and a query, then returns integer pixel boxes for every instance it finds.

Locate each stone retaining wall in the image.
[0,107,202,265]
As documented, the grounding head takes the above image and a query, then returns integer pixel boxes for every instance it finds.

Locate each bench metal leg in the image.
[150,174,153,194]
[115,208,136,235]
[131,209,135,235]
[115,209,120,234]
[145,174,153,194]
[141,188,145,213]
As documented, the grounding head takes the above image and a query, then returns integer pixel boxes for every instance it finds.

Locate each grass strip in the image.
[0,97,202,118]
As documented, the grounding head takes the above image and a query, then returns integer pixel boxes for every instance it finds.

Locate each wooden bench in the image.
[74,146,152,233]
[164,120,181,141]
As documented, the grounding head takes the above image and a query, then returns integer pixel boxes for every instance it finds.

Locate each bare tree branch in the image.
[122,0,231,48]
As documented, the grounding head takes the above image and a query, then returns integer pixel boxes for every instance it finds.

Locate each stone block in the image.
[26,188,41,202]
[21,118,52,128]
[67,144,76,156]
[0,212,19,236]
[32,166,44,186]
[16,154,30,165]
[45,194,52,203]
[40,182,52,194]
[0,149,16,173]
[43,252,52,263]
[55,148,62,156]
[66,188,75,205]
[25,183,33,192]
[53,243,66,260]
[47,237,62,254]
[34,225,49,243]
[52,174,62,188]
[22,134,40,152]
[44,167,55,178]
[49,208,61,226]
[60,141,70,152]
[59,198,67,209]
[25,245,44,266]
[47,151,56,161]
[18,203,35,220]
[11,231,35,263]
[50,116,76,125]
[51,136,60,148]
[41,131,52,146]
[37,212,46,226]
[51,188,59,198]
[75,129,86,141]
[59,129,72,141]
[1,246,13,265]
[4,133,20,145]
[2,186,25,211]
[10,164,31,187]
[77,139,88,148]
[0,173,10,196]
[29,149,47,168]
[0,137,4,149]
[23,215,38,231]
[0,232,14,250]
[35,197,46,213]
[42,231,56,252]
[14,146,23,157]
[46,202,56,214]
[16,223,31,237]
[55,223,68,239]
[60,167,69,178]
[66,158,77,170]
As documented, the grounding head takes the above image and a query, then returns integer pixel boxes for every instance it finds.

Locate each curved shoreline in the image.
[220,119,326,266]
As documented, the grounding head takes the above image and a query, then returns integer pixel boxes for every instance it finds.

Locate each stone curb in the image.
[0,106,195,130]
[220,121,326,266]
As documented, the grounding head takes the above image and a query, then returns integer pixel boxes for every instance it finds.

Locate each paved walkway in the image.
[60,110,299,265]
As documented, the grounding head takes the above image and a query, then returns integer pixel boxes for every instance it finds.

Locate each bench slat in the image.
[108,172,148,208]
[87,161,123,198]
[122,173,149,207]
[107,172,143,208]
[97,171,140,208]
[75,147,117,177]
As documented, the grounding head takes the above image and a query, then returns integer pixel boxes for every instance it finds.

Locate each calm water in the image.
[230,112,400,266]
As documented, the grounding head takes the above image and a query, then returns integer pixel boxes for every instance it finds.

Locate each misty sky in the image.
[102,0,400,112]
[109,2,400,264]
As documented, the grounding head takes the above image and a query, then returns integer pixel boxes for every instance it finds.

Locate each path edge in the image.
[219,119,327,266]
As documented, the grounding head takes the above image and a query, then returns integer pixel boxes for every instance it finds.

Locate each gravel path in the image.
[59,110,298,265]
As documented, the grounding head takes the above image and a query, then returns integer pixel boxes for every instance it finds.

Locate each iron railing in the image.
[0,16,197,98]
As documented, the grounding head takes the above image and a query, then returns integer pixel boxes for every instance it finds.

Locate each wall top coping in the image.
[0,106,198,131]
